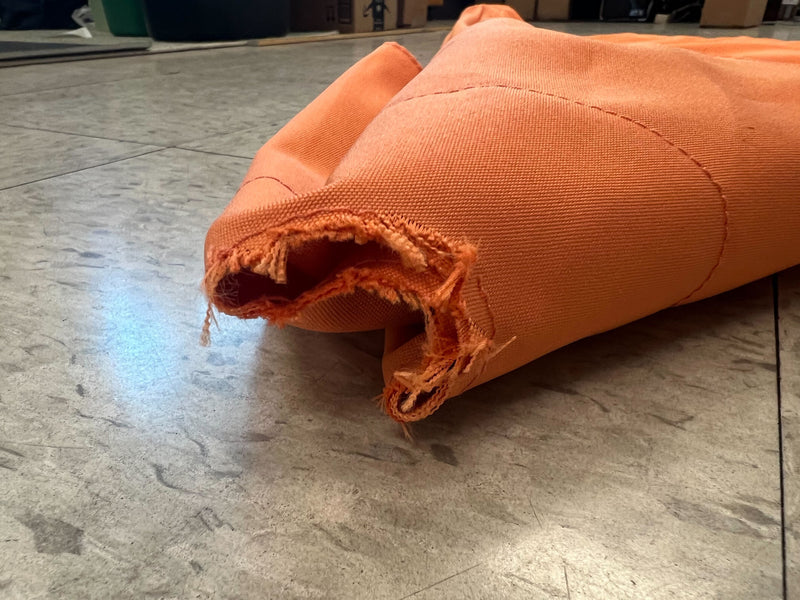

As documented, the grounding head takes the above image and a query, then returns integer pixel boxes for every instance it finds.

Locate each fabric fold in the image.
[204,6,800,422]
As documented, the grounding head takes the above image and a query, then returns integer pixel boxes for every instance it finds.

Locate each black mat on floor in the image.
[0,39,151,65]
[0,41,82,51]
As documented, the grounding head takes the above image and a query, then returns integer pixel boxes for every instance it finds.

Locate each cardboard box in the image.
[292,0,338,31]
[398,0,428,27]
[338,0,399,32]
[700,0,768,27]
[536,0,569,20]
[506,0,537,20]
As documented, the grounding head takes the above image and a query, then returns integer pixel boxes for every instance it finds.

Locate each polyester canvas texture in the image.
[204,6,800,422]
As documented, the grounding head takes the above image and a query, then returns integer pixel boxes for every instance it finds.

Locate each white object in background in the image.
[779,0,799,20]
[57,27,93,38]
[72,6,94,28]
[56,6,95,38]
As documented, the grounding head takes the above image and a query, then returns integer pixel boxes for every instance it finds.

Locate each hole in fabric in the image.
[214,240,394,307]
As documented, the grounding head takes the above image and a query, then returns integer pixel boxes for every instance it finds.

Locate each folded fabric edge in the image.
[202,209,499,422]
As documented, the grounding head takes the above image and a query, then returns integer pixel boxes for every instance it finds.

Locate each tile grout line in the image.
[174,147,254,160]
[0,143,253,192]
[0,147,166,192]
[773,273,788,600]
[0,74,151,100]
[0,121,156,146]
[3,121,261,157]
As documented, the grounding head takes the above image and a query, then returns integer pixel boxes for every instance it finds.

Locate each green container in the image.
[88,0,109,32]
[101,0,149,36]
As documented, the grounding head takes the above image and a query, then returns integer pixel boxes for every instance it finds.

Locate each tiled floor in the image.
[1,23,799,599]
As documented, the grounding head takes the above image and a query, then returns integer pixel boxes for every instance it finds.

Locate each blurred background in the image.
[0,0,798,65]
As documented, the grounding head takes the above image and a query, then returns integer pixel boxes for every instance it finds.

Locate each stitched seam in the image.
[239,175,296,195]
[393,84,730,303]
[385,41,424,73]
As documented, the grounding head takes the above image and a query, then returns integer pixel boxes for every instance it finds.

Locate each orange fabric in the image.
[593,32,800,64]
[443,4,523,44]
[204,7,800,422]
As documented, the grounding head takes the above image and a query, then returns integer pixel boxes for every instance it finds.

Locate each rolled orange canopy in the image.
[204,6,800,422]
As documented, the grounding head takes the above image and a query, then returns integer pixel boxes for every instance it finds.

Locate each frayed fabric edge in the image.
[201,210,498,422]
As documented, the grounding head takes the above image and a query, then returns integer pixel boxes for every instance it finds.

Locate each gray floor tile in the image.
[0,124,160,189]
[0,36,446,147]
[780,267,800,598]
[0,45,288,98]
[0,144,784,598]
[1,52,157,98]
[178,123,288,159]
[0,72,316,147]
